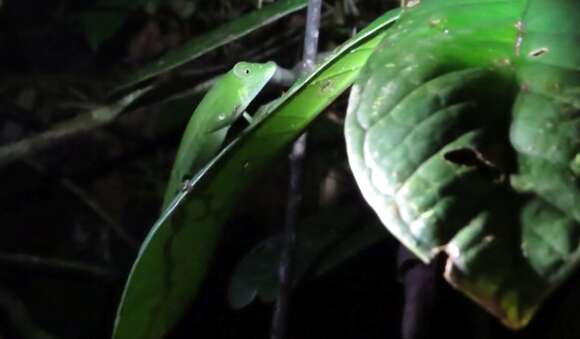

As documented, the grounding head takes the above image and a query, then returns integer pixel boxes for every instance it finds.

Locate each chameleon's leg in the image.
[242,111,253,124]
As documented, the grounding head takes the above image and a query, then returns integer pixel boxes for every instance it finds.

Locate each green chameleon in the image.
[113,61,277,339]
[162,61,278,209]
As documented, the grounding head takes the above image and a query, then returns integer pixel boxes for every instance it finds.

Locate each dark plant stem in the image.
[0,284,59,339]
[301,0,322,73]
[270,1,322,339]
[398,246,438,339]
[0,87,149,169]
[0,252,119,281]
[25,160,139,251]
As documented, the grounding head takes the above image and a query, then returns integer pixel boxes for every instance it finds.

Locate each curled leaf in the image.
[345,0,580,329]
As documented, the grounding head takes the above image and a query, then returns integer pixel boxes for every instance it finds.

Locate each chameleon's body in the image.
[157,61,277,323]
[113,61,276,339]
[162,61,277,209]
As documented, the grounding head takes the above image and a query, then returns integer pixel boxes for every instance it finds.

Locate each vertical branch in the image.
[270,1,322,339]
[301,0,323,73]
[398,247,438,339]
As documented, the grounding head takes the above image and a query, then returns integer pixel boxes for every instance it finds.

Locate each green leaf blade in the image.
[118,0,308,89]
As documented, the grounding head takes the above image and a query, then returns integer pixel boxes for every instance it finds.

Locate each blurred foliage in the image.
[79,0,283,49]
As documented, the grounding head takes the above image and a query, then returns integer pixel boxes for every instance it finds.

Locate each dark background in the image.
[0,1,578,338]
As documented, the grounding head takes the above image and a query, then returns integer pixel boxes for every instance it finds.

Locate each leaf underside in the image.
[345,0,580,329]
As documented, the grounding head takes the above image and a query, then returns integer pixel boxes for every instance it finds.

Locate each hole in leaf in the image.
[444,148,484,166]
[443,148,504,182]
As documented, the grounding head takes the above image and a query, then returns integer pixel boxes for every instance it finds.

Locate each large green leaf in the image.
[345,0,580,329]
[117,0,307,90]
[112,8,401,339]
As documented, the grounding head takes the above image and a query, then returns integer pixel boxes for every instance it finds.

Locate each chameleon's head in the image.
[233,61,277,100]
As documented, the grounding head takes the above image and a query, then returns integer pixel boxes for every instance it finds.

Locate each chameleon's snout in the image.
[255,61,277,86]
[263,61,278,77]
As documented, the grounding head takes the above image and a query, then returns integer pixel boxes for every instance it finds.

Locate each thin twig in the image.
[0,87,150,169]
[0,99,139,251]
[25,160,139,251]
[0,48,336,171]
[0,284,59,339]
[270,1,322,339]
[0,253,119,281]
[58,178,139,249]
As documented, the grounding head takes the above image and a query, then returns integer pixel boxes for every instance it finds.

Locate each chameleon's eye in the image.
[234,62,252,77]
